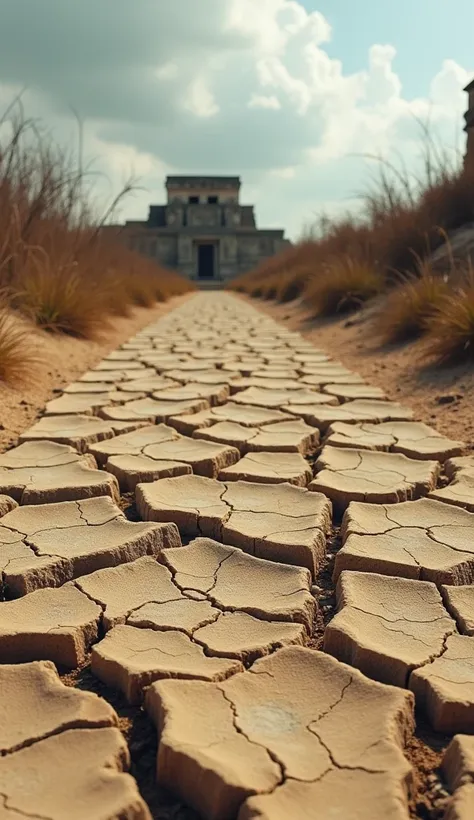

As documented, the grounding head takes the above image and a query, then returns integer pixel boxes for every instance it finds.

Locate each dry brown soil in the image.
[246,295,474,446]
[2,291,463,819]
[0,295,191,453]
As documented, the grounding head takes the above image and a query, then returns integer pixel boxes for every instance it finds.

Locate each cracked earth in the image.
[1,292,474,819]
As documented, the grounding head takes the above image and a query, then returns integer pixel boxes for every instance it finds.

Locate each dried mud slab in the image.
[443,735,474,820]
[311,446,439,514]
[136,474,229,538]
[0,661,150,818]
[231,386,337,410]
[44,391,121,416]
[139,354,191,370]
[0,496,180,597]
[250,367,300,379]
[194,418,319,454]
[430,456,474,511]
[219,451,313,486]
[0,583,101,667]
[116,375,179,394]
[161,537,315,630]
[136,475,331,575]
[301,371,366,388]
[336,497,474,585]
[326,420,464,461]
[153,382,230,406]
[323,383,387,401]
[106,436,239,490]
[100,396,210,423]
[106,455,192,491]
[324,571,456,688]
[87,423,179,466]
[0,440,120,504]
[294,399,414,432]
[409,634,474,733]
[0,726,151,820]
[76,556,183,631]
[142,437,240,476]
[168,368,238,386]
[127,597,218,634]
[147,646,414,820]
[65,381,129,393]
[103,349,142,361]
[80,367,157,383]
[95,359,147,371]
[170,401,293,436]
[91,623,243,704]
[193,611,306,661]
[0,660,117,753]
[19,414,146,453]
[229,376,306,392]
[442,585,474,635]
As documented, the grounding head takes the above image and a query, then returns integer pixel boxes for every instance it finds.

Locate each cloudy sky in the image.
[1,0,473,239]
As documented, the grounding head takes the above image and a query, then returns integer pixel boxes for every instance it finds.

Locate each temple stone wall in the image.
[105,175,290,281]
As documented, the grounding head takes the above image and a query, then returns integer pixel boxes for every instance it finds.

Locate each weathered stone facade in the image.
[108,176,290,282]
[464,79,474,168]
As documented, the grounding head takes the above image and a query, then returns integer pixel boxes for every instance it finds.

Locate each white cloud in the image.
[183,77,220,118]
[248,94,281,110]
[0,0,471,239]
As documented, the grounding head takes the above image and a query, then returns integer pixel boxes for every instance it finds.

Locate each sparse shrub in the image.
[374,262,450,344]
[425,276,474,363]
[0,101,192,358]
[304,258,382,316]
[0,309,42,384]
[276,268,309,302]
[229,135,474,322]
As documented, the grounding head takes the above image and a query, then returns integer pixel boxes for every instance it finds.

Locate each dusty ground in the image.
[2,292,462,819]
[246,295,474,446]
[0,294,191,453]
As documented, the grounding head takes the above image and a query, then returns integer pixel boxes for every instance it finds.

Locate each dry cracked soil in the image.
[2,292,474,820]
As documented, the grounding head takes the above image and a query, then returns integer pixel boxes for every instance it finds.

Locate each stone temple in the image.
[114,176,290,284]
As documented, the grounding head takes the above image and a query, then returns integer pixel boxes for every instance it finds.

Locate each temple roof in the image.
[166,176,241,188]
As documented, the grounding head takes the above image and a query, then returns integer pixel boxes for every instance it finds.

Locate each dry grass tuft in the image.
[0,100,192,380]
[374,262,450,344]
[229,138,474,332]
[304,258,382,316]
[0,310,42,384]
[425,275,474,363]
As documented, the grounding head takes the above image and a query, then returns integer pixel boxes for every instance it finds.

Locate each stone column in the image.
[219,236,238,279]
[177,235,194,279]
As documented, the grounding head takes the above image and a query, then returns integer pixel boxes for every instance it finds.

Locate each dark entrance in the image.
[197,244,215,279]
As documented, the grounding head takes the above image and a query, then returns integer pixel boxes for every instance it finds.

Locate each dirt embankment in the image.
[246,295,474,446]
[0,294,191,453]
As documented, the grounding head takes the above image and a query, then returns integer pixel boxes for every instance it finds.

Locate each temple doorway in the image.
[197,243,216,279]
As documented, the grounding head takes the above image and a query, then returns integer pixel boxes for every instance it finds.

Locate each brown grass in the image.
[0,101,192,366]
[0,309,42,384]
[304,258,382,316]
[374,262,451,344]
[229,140,474,343]
[425,274,474,363]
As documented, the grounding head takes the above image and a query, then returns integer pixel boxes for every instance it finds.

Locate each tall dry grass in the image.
[229,141,474,339]
[0,102,191,381]
[374,259,451,345]
[424,268,474,363]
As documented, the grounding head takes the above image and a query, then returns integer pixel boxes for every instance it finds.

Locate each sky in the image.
[0,0,472,239]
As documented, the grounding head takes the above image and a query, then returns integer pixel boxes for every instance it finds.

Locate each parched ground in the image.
[250,295,474,445]
[1,291,474,820]
[0,294,190,453]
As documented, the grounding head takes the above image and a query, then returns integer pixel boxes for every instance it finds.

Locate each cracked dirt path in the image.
[1,292,473,819]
